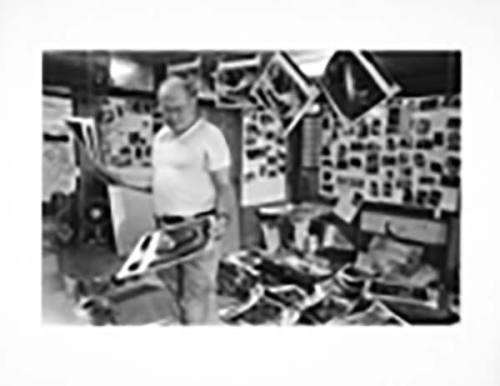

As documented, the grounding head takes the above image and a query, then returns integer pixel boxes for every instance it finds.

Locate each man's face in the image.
[158,88,197,133]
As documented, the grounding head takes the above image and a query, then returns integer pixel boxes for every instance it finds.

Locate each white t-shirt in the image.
[152,118,231,216]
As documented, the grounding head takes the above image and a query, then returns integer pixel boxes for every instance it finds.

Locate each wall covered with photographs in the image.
[318,94,461,220]
[236,52,320,207]
[52,50,461,217]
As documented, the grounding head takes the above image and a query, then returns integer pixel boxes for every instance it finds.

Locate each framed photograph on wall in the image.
[320,51,400,127]
[214,55,262,109]
[250,52,320,136]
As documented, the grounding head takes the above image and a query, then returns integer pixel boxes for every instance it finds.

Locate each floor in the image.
[42,243,238,325]
[42,251,87,325]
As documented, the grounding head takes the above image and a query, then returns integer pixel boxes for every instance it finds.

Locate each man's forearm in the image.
[216,184,236,222]
[114,169,153,193]
[76,138,152,193]
[94,164,153,193]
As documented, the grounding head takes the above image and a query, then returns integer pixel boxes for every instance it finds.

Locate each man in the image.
[90,75,235,325]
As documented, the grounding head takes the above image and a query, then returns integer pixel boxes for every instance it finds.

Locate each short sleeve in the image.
[205,125,231,171]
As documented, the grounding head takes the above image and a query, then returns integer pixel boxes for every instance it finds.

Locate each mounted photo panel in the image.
[320,51,400,127]
[241,108,287,206]
[250,52,320,136]
[214,55,262,109]
[97,98,154,168]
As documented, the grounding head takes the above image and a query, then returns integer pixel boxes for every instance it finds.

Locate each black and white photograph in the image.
[321,50,401,125]
[3,0,500,385]
[214,54,262,108]
[251,52,320,136]
[42,50,461,327]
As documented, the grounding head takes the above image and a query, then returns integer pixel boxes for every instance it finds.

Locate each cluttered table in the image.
[216,201,459,326]
[217,247,457,326]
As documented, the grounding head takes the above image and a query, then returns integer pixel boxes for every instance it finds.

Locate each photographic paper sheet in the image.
[65,116,100,160]
[42,95,79,201]
[329,300,408,325]
[332,196,360,224]
[107,185,155,256]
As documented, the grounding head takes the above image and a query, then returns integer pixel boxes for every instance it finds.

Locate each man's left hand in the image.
[210,214,230,240]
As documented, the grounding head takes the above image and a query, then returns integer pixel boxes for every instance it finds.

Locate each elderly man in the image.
[91,76,235,325]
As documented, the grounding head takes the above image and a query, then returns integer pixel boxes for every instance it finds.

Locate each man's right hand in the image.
[76,141,152,193]
[88,160,123,186]
[76,141,117,183]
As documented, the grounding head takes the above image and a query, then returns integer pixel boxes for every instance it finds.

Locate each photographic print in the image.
[321,51,400,126]
[42,50,461,328]
[214,55,262,108]
[251,52,320,136]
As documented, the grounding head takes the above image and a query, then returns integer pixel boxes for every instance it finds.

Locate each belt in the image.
[155,208,217,226]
